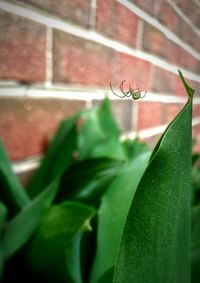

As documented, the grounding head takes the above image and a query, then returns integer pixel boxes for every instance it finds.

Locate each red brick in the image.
[187,30,200,54]
[193,82,200,96]
[142,1,199,52]
[167,41,199,73]
[18,0,90,27]
[174,0,200,30]
[178,20,193,46]
[159,1,199,51]
[96,1,139,47]
[163,103,183,124]
[96,0,115,37]
[158,1,180,32]
[136,101,163,131]
[192,8,200,30]
[0,10,46,82]
[174,0,188,12]
[133,0,161,16]
[0,97,86,161]
[53,31,118,86]
[194,37,200,53]
[167,42,181,65]
[142,23,168,59]
[116,3,138,48]
[179,49,199,73]
[193,105,200,118]
[152,67,177,93]
[119,53,152,90]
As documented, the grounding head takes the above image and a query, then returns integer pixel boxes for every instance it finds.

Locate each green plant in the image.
[0,71,199,282]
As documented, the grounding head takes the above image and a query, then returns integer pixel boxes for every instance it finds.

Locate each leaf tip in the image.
[178,69,195,98]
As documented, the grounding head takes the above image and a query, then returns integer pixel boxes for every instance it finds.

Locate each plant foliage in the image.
[0,71,199,283]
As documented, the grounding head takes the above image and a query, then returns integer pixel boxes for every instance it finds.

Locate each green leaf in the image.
[0,141,30,211]
[64,233,83,283]
[122,138,149,161]
[2,180,59,260]
[97,97,120,138]
[79,98,125,161]
[113,71,193,283]
[97,268,114,283]
[0,202,7,232]
[57,158,124,205]
[78,110,106,160]
[0,202,8,280]
[26,201,95,282]
[28,114,80,198]
[178,69,195,98]
[90,152,150,283]
[0,243,3,280]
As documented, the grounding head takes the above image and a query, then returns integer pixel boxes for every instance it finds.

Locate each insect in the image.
[110,80,146,100]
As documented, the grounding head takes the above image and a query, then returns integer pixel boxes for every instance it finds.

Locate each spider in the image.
[110,80,146,100]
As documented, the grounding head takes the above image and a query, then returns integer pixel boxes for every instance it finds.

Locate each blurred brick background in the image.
[0,0,200,178]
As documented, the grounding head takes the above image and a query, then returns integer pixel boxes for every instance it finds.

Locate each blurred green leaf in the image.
[122,138,149,161]
[2,180,59,260]
[192,166,200,206]
[97,268,114,283]
[78,110,106,160]
[191,205,200,282]
[90,152,150,283]
[0,202,7,279]
[97,97,120,138]
[113,70,193,283]
[26,201,95,283]
[28,114,80,198]
[57,158,124,205]
[64,233,83,283]
[0,141,30,211]
[192,153,200,167]
[192,151,200,205]
[0,202,7,232]
[79,98,125,160]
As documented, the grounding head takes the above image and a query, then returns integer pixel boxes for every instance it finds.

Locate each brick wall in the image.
[0,0,200,182]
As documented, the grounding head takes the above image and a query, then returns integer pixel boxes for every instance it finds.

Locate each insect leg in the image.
[110,82,127,98]
[119,80,127,94]
[126,92,132,97]
[141,90,147,98]
[119,80,130,95]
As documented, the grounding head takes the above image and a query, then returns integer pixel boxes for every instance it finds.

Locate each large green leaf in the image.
[90,152,150,283]
[28,114,80,198]
[0,202,8,279]
[57,158,124,205]
[0,142,30,211]
[113,71,194,283]
[26,201,95,282]
[79,98,125,161]
[2,180,59,260]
